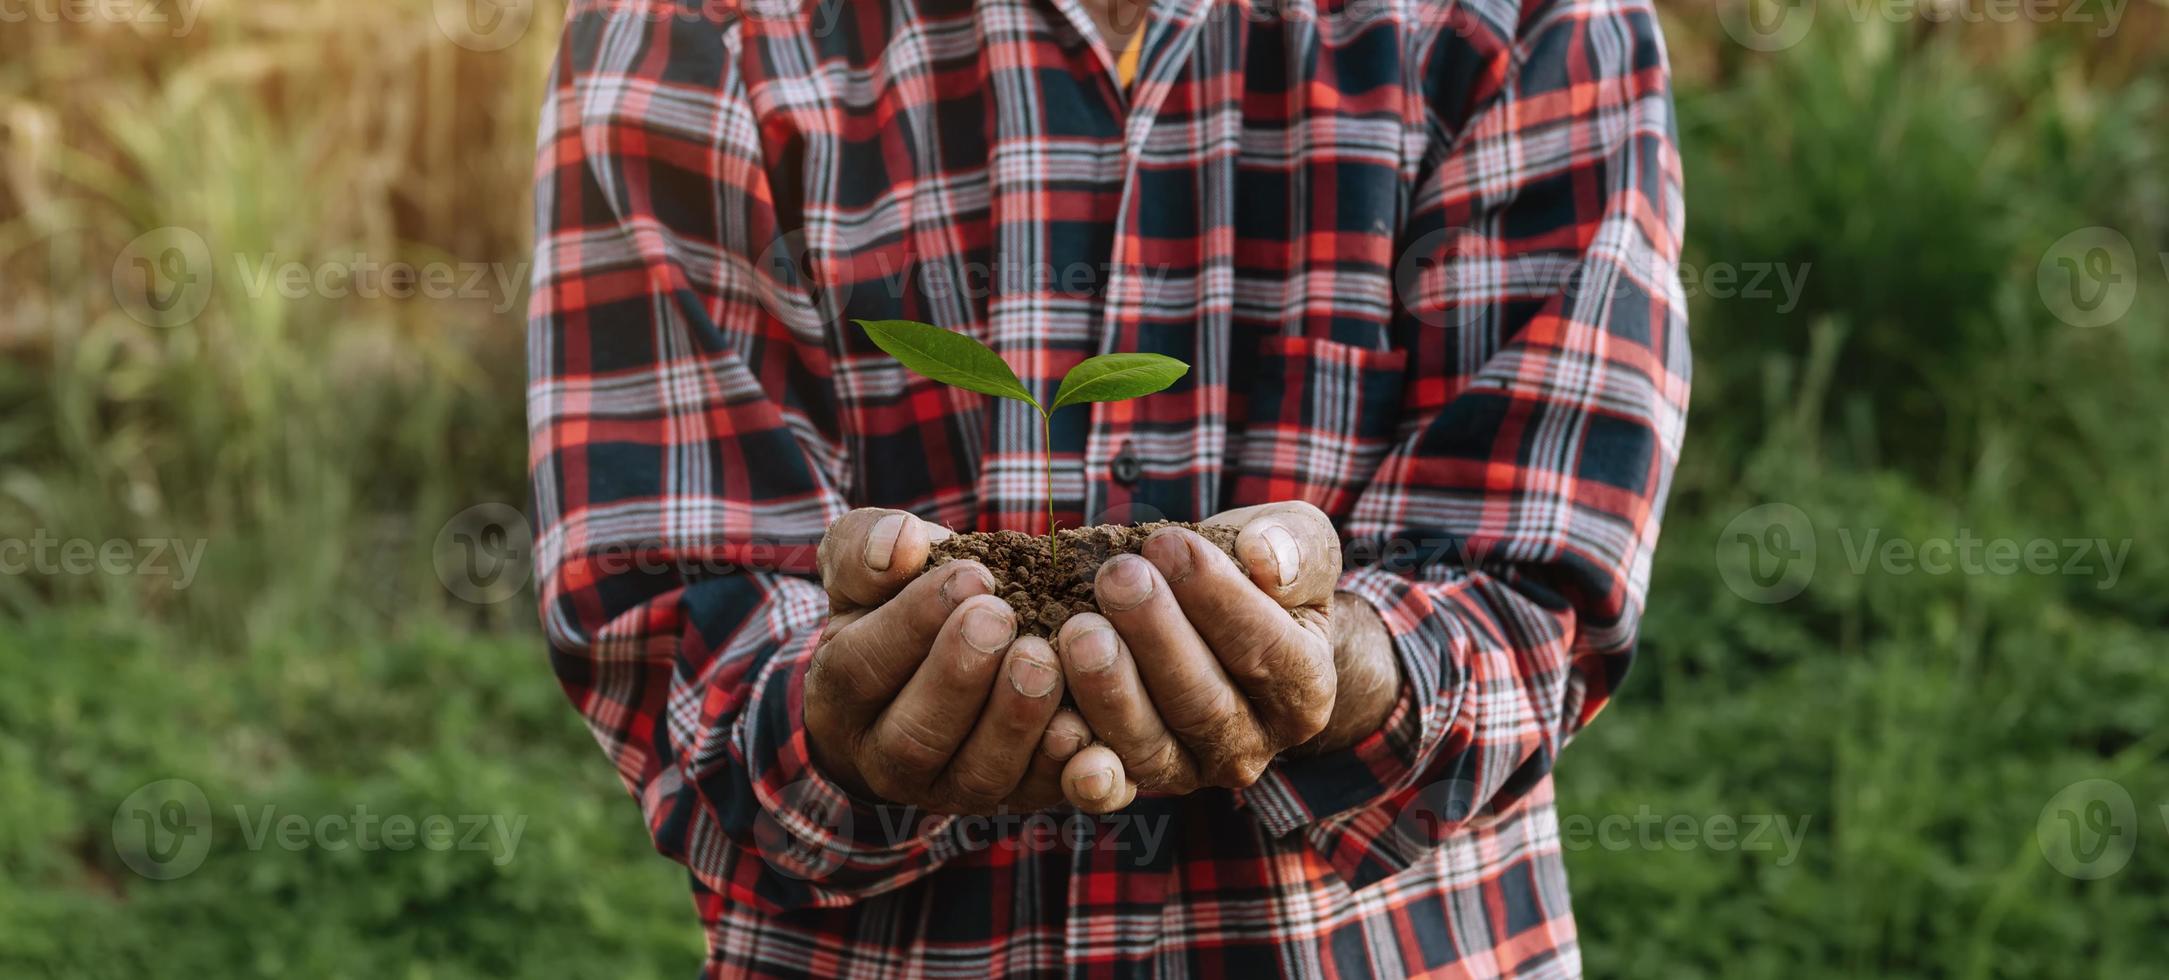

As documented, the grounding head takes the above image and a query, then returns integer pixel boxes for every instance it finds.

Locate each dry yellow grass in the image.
[0,1,565,628]
[0,0,563,353]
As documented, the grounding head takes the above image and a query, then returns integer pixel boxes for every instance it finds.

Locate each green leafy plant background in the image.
[1,3,2164,976]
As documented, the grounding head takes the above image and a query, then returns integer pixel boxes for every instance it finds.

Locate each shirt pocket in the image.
[1229,335,1409,519]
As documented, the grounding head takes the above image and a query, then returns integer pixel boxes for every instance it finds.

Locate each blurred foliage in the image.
[0,612,702,977]
[0,0,2164,977]
[0,0,543,643]
[1577,3,2169,977]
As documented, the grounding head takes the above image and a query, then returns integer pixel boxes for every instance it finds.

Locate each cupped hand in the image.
[805,508,1090,814]
[1053,502,1401,812]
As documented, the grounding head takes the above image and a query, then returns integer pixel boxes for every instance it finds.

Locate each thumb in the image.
[819,508,954,612]
[1206,501,1340,609]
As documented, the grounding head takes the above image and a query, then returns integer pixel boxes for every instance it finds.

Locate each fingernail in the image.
[1045,727,1085,759]
[1009,655,1058,697]
[961,605,1013,653]
[863,513,908,571]
[938,564,993,607]
[1077,768,1114,801]
[1145,530,1193,583]
[1098,556,1154,611]
[927,524,954,542]
[1262,523,1300,588]
[1069,627,1118,673]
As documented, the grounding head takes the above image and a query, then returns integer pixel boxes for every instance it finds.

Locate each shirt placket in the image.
[975,0,1123,536]
[1081,1,1219,530]
[1038,3,1215,975]
[1017,0,1140,533]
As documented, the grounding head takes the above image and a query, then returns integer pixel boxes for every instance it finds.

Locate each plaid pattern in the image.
[528,0,1686,975]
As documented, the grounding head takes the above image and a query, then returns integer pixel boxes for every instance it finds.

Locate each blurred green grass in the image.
[0,612,703,977]
[1,1,2165,976]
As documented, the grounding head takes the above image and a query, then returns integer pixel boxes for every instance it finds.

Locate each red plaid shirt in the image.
[528,0,1687,975]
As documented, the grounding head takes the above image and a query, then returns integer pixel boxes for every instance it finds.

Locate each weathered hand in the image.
[806,508,1091,815]
[1053,502,1401,812]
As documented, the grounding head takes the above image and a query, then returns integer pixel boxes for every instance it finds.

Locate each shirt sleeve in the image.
[1235,0,1690,887]
[528,0,959,912]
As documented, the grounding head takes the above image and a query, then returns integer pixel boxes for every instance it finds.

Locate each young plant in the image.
[855,319,1188,561]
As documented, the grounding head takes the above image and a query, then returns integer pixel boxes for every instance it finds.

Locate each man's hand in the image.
[806,508,1092,815]
[1053,502,1401,812]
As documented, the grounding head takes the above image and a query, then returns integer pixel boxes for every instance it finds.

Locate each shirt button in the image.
[1111,443,1142,485]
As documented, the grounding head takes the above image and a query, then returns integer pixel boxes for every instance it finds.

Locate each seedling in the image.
[855,319,1188,561]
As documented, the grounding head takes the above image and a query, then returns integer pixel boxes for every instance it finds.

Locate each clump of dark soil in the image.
[926,521,1241,637]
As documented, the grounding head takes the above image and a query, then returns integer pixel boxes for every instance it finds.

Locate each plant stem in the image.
[1041,409,1057,563]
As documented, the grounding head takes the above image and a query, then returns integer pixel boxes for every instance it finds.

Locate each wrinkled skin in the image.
[804,504,1399,816]
[807,509,1089,814]
[1050,502,1399,812]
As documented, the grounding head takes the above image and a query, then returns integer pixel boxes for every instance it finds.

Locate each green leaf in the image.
[855,319,1040,410]
[1051,353,1189,411]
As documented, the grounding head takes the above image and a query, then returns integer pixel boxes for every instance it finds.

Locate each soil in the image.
[925,521,1241,637]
